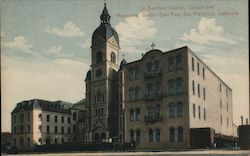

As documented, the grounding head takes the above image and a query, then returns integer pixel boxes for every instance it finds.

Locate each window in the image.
[169,127,175,143]
[176,55,182,70]
[20,125,24,133]
[219,83,222,92]
[169,103,175,118]
[226,103,228,112]
[62,138,64,144]
[155,81,161,96]
[198,106,201,119]
[135,67,140,80]
[192,57,194,71]
[73,112,77,121]
[177,102,183,117]
[39,125,42,132]
[220,115,223,125]
[203,87,206,100]
[168,79,175,96]
[226,89,228,97]
[39,114,42,121]
[55,126,58,133]
[135,87,140,100]
[111,52,116,63]
[47,115,50,122]
[68,127,71,134]
[156,128,161,143]
[96,51,102,63]
[20,114,24,122]
[178,127,183,142]
[197,62,200,75]
[55,116,58,122]
[176,78,183,95]
[146,62,153,72]
[135,108,140,121]
[68,117,70,123]
[202,67,205,79]
[61,127,64,134]
[20,137,24,146]
[14,138,17,146]
[148,128,153,143]
[130,109,134,121]
[197,84,200,97]
[27,125,31,133]
[130,130,134,142]
[220,99,222,109]
[73,124,77,133]
[128,87,134,100]
[47,126,50,133]
[136,129,140,144]
[61,116,64,123]
[204,108,206,121]
[28,113,31,121]
[147,84,154,97]
[227,118,229,127]
[14,116,16,123]
[193,104,196,118]
[168,57,174,72]
[192,80,195,95]
[14,127,17,133]
[55,138,58,144]
[128,68,134,81]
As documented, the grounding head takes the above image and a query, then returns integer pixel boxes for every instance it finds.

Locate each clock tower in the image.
[85,3,120,142]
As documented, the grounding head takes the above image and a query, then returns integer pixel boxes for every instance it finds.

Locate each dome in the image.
[92,24,119,46]
[85,70,91,81]
[119,59,127,70]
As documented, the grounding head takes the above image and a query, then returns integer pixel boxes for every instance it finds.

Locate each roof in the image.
[11,99,73,114]
[73,98,86,110]
[85,70,91,81]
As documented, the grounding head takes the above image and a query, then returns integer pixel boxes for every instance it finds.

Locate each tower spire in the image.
[100,0,111,25]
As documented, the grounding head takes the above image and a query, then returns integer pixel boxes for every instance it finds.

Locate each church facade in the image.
[84,4,234,149]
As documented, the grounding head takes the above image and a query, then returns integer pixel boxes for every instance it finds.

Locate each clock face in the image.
[96,69,102,77]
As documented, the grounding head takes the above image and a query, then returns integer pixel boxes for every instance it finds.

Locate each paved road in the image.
[3,150,250,156]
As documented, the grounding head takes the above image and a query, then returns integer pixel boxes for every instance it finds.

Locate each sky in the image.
[1,0,249,132]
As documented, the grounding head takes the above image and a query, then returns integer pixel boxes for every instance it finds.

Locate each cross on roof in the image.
[151,42,156,49]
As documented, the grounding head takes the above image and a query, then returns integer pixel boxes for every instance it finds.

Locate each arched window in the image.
[176,77,183,95]
[148,128,153,143]
[177,102,183,117]
[146,62,153,72]
[128,87,134,100]
[130,129,134,142]
[14,126,17,133]
[147,83,154,97]
[135,87,140,99]
[154,60,160,71]
[47,115,50,122]
[176,55,182,69]
[178,127,183,142]
[111,52,116,63]
[20,125,24,133]
[169,103,175,118]
[135,108,140,121]
[155,81,161,96]
[169,127,175,143]
[130,109,134,121]
[54,138,58,144]
[73,112,77,121]
[136,129,140,144]
[168,57,174,72]
[155,106,160,119]
[73,124,77,133]
[168,79,175,96]
[156,128,161,143]
[96,51,103,63]
[128,67,134,80]
[135,66,139,79]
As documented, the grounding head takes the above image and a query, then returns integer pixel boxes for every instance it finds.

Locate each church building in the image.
[84,3,234,149]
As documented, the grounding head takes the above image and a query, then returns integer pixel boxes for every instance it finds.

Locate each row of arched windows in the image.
[96,51,116,64]
[168,78,184,96]
[130,129,140,143]
[128,66,140,80]
[145,60,160,73]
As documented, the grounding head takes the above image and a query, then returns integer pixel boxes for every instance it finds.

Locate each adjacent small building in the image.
[11,99,82,151]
